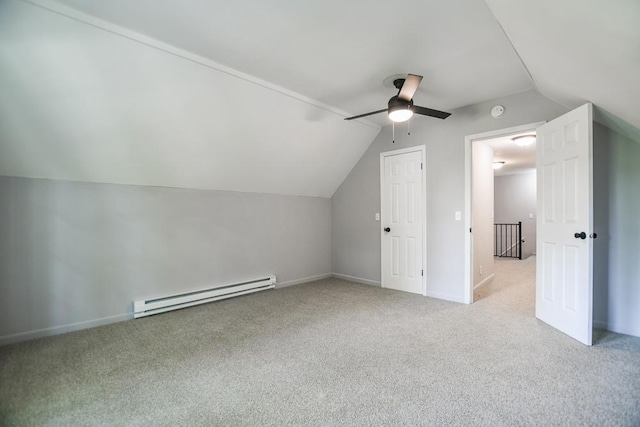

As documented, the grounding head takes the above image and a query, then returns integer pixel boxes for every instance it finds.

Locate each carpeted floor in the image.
[1,257,639,426]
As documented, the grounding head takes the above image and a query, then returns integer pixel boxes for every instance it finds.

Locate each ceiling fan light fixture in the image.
[388,96,414,122]
[512,134,536,147]
[388,107,413,122]
[493,161,505,170]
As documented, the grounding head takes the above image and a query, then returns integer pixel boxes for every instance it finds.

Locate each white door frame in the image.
[380,145,427,295]
[463,122,545,304]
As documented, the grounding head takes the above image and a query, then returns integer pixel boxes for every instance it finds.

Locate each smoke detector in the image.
[491,105,505,118]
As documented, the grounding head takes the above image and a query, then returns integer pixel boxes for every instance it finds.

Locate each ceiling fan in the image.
[344,74,451,122]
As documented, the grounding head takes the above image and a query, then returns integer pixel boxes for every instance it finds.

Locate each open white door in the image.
[536,103,594,345]
[380,147,426,295]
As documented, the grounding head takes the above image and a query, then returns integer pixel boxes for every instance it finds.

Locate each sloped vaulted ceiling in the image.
[1,0,638,197]
[484,0,640,142]
[0,0,380,197]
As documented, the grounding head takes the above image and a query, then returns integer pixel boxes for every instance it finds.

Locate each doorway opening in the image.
[464,122,544,305]
[475,132,538,303]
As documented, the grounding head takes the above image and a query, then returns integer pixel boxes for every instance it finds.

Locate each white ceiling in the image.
[484,0,640,141]
[1,0,638,196]
[43,0,536,125]
[484,134,536,176]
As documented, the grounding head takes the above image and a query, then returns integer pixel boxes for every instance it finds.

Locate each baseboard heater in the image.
[133,276,276,318]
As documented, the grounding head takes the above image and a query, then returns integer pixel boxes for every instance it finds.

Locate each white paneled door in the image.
[381,147,425,295]
[536,103,594,345]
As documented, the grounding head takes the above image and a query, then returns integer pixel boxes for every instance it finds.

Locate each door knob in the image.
[590,233,598,239]
[384,227,391,233]
[574,232,586,239]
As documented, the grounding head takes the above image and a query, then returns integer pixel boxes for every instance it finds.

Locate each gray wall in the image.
[494,171,537,259]
[332,90,567,302]
[593,123,640,337]
[472,141,495,286]
[0,177,331,343]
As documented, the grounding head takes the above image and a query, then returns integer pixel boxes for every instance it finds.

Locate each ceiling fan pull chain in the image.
[408,119,411,136]
[392,122,395,143]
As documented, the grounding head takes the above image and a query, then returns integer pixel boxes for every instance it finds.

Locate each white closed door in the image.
[536,103,593,345]
[381,148,425,295]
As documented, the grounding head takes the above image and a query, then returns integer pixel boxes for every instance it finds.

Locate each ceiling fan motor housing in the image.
[388,95,413,110]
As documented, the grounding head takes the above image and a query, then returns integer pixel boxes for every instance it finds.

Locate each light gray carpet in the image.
[1,257,640,426]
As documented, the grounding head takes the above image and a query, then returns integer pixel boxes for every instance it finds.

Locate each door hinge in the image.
[470,228,472,233]
[421,162,423,170]
[421,269,424,276]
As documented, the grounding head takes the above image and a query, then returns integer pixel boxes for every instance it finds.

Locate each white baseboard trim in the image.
[474,273,495,290]
[593,319,640,338]
[331,273,381,287]
[276,273,333,288]
[0,313,132,346]
[425,290,465,304]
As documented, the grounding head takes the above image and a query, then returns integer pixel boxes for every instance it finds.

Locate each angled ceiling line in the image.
[483,1,539,94]
[21,0,381,131]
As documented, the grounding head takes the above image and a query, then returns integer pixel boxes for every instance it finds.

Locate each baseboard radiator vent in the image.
[134,276,276,318]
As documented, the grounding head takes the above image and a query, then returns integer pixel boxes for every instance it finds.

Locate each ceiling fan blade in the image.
[398,74,423,101]
[411,105,451,119]
[344,108,387,120]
